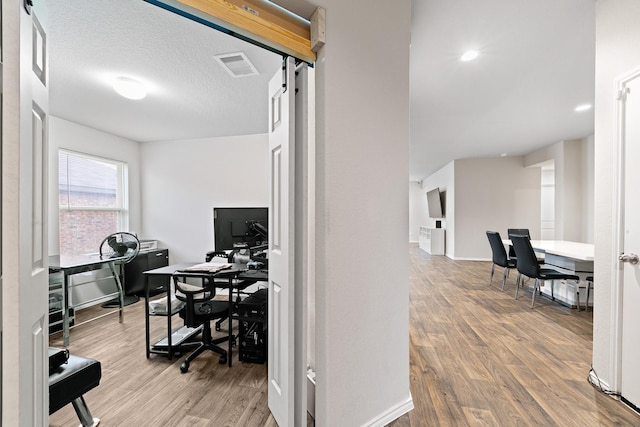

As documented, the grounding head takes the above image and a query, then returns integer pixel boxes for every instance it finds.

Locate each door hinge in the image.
[281,57,288,94]
[618,87,631,101]
[24,0,33,14]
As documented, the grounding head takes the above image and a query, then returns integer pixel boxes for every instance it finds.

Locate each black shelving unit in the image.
[143,267,201,359]
[126,249,169,297]
[49,269,74,335]
[236,288,267,364]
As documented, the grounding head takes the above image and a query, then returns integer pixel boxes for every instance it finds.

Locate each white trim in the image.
[363,394,414,427]
[450,256,491,262]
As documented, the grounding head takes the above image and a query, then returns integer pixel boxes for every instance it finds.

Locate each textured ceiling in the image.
[45,0,595,181]
[47,0,282,143]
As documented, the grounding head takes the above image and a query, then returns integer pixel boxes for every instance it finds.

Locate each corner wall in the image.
[525,137,594,243]
[453,157,540,260]
[421,162,454,257]
[593,0,640,391]
[409,180,428,242]
[47,116,142,255]
[313,1,413,425]
[139,134,269,263]
[420,157,540,260]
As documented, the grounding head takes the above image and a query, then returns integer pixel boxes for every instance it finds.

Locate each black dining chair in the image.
[507,228,544,264]
[510,234,580,308]
[584,276,594,311]
[486,231,517,291]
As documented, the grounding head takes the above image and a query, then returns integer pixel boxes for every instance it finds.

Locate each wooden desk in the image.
[143,262,267,365]
[49,254,127,347]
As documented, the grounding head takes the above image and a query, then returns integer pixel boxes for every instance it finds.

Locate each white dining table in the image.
[502,239,594,308]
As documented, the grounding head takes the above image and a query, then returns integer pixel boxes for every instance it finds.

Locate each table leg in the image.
[228,276,233,367]
[108,261,125,324]
[63,272,70,347]
[145,275,151,358]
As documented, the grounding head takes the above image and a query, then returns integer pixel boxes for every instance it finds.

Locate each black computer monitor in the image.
[213,207,268,251]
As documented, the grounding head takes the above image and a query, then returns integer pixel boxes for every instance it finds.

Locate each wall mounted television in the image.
[426,188,445,219]
[213,207,268,251]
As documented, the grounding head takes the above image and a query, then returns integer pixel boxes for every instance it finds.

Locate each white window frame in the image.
[58,149,130,238]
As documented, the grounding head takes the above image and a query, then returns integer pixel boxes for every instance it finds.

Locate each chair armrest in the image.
[205,250,228,262]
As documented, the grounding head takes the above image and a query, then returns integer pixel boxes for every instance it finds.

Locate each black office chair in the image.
[486,231,517,291]
[172,272,230,373]
[203,251,258,332]
[510,234,580,308]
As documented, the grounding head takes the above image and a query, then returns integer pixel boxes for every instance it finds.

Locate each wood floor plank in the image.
[390,246,640,426]
[49,246,640,426]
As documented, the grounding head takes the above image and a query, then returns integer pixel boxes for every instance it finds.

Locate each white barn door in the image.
[2,0,50,425]
[268,56,296,426]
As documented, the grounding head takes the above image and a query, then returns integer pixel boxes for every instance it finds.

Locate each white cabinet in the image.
[419,227,445,255]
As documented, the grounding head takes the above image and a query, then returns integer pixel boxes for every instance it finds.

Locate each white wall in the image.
[139,134,269,263]
[453,157,541,260]
[525,137,594,243]
[582,135,595,243]
[421,157,540,260]
[421,162,454,257]
[48,116,142,255]
[313,1,412,425]
[593,0,640,393]
[409,180,428,242]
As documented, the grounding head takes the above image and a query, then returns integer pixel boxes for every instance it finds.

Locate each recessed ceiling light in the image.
[460,50,479,62]
[112,76,147,100]
[574,103,592,112]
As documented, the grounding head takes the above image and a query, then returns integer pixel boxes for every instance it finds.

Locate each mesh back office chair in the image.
[486,231,517,291]
[172,273,230,373]
[510,234,580,308]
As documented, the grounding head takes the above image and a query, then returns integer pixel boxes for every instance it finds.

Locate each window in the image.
[58,150,128,255]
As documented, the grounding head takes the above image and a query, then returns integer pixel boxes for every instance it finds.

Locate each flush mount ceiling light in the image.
[574,103,592,112]
[460,50,479,62]
[112,76,147,100]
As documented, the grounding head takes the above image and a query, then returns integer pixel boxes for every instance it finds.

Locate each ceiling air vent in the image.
[214,52,259,77]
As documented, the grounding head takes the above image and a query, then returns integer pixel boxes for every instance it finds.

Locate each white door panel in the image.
[621,74,640,409]
[2,1,49,424]
[268,57,295,426]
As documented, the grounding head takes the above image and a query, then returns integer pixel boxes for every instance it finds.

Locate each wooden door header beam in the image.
[147,0,319,63]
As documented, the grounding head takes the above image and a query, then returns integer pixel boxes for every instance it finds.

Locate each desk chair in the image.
[486,231,517,291]
[172,273,230,373]
[510,234,580,308]
[204,251,258,332]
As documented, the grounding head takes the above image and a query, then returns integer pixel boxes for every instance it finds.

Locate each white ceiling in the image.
[45,0,595,181]
[46,0,282,143]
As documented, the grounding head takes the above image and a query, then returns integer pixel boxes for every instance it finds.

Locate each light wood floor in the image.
[50,246,640,426]
[390,246,639,426]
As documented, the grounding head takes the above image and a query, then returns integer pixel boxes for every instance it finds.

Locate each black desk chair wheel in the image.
[173,273,230,373]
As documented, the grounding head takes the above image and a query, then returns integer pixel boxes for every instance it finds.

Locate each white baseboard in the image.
[363,393,414,427]
[450,256,491,261]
